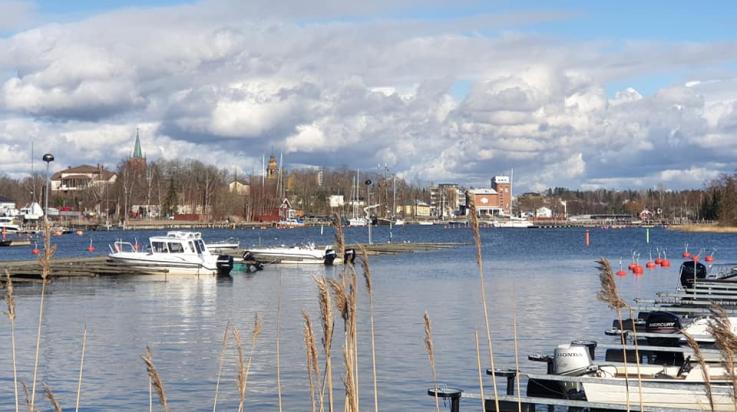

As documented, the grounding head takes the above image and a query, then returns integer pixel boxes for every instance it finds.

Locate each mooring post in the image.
[427,386,463,412]
[488,368,517,395]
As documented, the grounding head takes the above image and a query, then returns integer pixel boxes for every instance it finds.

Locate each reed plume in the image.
[512,306,522,412]
[141,346,169,412]
[43,383,62,412]
[424,311,440,412]
[596,257,631,411]
[313,276,335,412]
[468,202,500,411]
[30,221,56,409]
[75,323,88,412]
[233,327,246,411]
[627,308,644,412]
[303,311,321,412]
[359,246,379,412]
[21,380,37,412]
[683,330,715,412]
[212,320,231,412]
[474,331,487,412]
[5,270,19,412]
[329,276,359,412]
[333,212,345,262]
[708,304,737,410]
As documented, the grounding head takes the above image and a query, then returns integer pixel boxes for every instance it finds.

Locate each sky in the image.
[0,0,736,192]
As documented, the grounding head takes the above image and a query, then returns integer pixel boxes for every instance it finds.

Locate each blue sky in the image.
[0,0,736,191]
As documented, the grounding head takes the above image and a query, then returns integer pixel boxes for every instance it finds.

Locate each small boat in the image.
[0,216,20,233]
[0,238,31,247]
[206,237,240,251]
[108,231,234,276]
[417,220,433,225]
[243,243,337,265]
[492,218,534,228]
[348,217,367,227]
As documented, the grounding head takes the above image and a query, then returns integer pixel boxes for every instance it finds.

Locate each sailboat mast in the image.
[510,168,514,217]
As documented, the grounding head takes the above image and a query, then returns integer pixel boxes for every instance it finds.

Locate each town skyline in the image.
[0,1,736,193]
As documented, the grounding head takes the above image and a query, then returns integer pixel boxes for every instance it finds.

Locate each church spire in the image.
[133,128,144,159]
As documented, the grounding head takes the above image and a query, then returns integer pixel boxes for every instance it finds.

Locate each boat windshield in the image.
[152,241,168,253]
[195,240,206,254]
[168,242,184,253]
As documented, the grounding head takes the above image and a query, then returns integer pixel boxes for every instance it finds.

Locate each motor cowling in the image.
[324,248,337,266]
[216,255,234,276]
[553,343,594,376]
[680,261,707,289]
[645,311,682,348]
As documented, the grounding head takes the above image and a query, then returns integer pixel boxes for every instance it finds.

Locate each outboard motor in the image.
[324,248,337,266]
[343,248,356,265]
[527,341,596,399]
[680,260,708,289]
[216,255,234,276]
[242,251,255,262]
[644,311,683,364]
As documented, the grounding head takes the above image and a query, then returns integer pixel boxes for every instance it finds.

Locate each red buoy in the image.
[646,261,656,269]
[86,239,95,253]
[617,258,627,276]
[692,255,700,263]
[655,257,663,265]
[633,265,644,275]
[682,251,691,258]
[661,259,671,268]
[705,255,715,263]
[32,247,40,255]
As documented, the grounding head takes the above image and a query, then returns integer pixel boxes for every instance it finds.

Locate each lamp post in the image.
[42,153,54,223]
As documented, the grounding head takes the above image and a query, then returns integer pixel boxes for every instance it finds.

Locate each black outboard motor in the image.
[680,260,707,289]
[343,248,356,265]
[324,248,337,266]
[216,255,234,276]
[242,251,255,262]
[644,311,683,365]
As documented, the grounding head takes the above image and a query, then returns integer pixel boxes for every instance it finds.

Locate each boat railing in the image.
[110,241,139,254]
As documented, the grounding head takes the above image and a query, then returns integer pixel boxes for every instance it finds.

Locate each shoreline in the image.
[668,224,737,233]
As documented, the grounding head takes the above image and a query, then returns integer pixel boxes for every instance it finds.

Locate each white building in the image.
[51,165,117,192]
[536,206,553,218]
[329,195,345,208]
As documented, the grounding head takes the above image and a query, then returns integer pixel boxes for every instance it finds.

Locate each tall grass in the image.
[212,320,231,412]
[682,330,714,411]
[276,275,283,412]
[30,221,56,409]
[5,270,18,412]
[314,276,335,412]
[707,304,737,410]
[423,311,440,412]
[75,324,88,412]
[474,330,486,412]
[236,314,263,412]
[468,203,500,410]
[141,346,169,412]
[358,246,379,412]
[302,311,321,412]
[43,383,62,412]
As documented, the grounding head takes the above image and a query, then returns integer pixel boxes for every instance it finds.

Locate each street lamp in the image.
[42,153,54,223]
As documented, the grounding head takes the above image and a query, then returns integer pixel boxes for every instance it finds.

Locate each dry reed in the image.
[75,324,88,412]
[359,246,379,412]
[5,270,19,412]
[333,212,345,261]
[236,313,263,412]
[212,320,231,412]
[707,304,737,410]
[43,383,62,412]
[329,276,359,412]
[424,311,440,412]
[468,202,500,411]
[233,327,246,411]
[313,276,335,412]
[141,346,169,412]
[682,330,715,411]
[303,311,320,412]
[627,308,644,412]
[512,306,522,412]
[21,380,37,412]
[474,330,487,412]
[276,275,283,412]
[30,221,56,409]
[595,258,631,412]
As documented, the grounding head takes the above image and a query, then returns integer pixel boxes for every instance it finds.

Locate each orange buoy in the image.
[661,258,671,267]
[646,261,656,269]
[633,265,644,275]
[616,258,627,276]
[86,239,95,253]
[705,253,715,263]
[692,255,700,263]
[31,243,40,255]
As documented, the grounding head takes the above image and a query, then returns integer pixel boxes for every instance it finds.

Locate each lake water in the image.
[0,225,735,411]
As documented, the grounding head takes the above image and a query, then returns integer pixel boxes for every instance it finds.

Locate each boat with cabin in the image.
[108,231,234,276]
[0,216,20,233]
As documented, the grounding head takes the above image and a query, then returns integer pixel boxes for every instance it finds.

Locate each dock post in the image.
[427,387,463,412]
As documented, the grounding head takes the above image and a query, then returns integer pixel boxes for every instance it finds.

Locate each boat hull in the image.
[108,254,219,276]
[583,379,734,410]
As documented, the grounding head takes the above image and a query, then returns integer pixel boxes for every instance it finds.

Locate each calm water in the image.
[0,225,735,411]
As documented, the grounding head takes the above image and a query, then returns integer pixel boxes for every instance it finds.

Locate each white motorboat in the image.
[0,216,19,233]
[108,231,234,276]
[243,243,337,265]
[348,217,367,227]
[492,217,534,228]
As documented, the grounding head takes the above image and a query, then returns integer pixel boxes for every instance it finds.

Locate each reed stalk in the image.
[474,330,487,412]
[303,311,320,412]
[30,221,56,410]
[21,380,36,412]
[237,314,263,412]
[512,307,521,412]
[468,203,500,411]
[141,346,169,412]
[5,270,19,412]
[424,311,440,412]
[359,246,379,412]
[328,276,358,412]
[707,304,737,410]
[627,308,644,411]
[314,276,335,412]
[682,330,715,412]
[212,320,231,412]
[43,383,62,412]
[75,323,88,412]
[276,275,283,412]
[333,212,345,261]
[595,258,631,412]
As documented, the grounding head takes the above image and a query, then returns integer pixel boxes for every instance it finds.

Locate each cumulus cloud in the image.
[0,1,736,191]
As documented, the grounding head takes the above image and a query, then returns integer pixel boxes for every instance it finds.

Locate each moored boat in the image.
[108,231,233,276]
[243,243,337,265]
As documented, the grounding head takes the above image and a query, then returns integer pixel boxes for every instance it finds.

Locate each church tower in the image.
[128,128,147,172]
[267,154,278,179]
